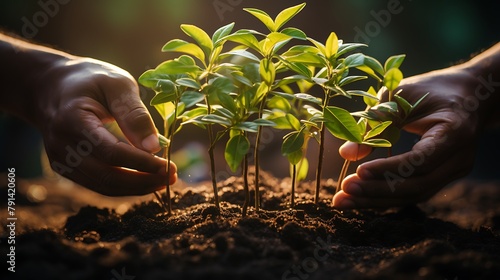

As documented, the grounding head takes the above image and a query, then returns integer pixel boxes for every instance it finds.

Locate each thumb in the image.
[339,141,372,161]
[106,78,160,153]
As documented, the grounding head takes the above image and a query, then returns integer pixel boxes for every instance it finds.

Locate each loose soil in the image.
[2,172,500,280]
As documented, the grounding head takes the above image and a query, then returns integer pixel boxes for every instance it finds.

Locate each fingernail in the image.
[344,183,363,196]
[335,198,356,209]
[142,134,161,153]
[358,168,374,180]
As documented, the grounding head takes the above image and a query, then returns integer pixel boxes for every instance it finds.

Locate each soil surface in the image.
[1,172,500,280]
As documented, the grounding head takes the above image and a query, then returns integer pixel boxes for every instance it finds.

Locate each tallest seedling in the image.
[226,3,307,211]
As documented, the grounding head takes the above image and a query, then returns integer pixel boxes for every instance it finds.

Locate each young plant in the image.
[138,68,191,215]
[225,3,308,211]
[278,33,391,204]
[334,54,429,192]
[275,96,321,207]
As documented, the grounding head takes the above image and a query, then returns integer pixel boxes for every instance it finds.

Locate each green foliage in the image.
[139,2,427,214]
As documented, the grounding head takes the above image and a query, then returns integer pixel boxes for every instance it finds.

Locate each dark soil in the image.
[2,173,500,280]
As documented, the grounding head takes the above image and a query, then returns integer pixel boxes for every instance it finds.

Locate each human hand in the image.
[333,64,498,209]
[36,57,177,196]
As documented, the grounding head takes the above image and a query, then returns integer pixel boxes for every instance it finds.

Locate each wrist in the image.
[457,44,500,128]
[0,34,74,125]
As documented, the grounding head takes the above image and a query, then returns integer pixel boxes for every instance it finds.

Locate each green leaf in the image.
[202,114,232,126]
[344,53,365,68]
[205,76,235,96]
[244,7,276,31]
[138,70,171,89]
[162,39,205,63]
[356,65,381,82]
[282,131,304,156]
[260,58,276,86]
[283,52,324,66]
[383,68,403,91]
[394,94,412,116]
[346,90,379,101]
[233,122,258,133]
[287,113,301,131]
[180,24,213,59]
[410,92,430,111]
[180,91,204,108]
[267,95,292,112]
[363,86,378,107]
[151,91,177,105]
[273,3,305,29]
[364,121,392,140]
[212,22,235,46]
[217,92,237,113]
[231,71,254,87]
[180,106,207,121]
[176,78,201,89]
[221,49,260,62]
[295,157,309,182]
[266,113,293,130]
[325,32,339,59]
[262,32,292,56]
[307,37,327,57]
[214,107,234,119]
[279,58,312,78]
[294,93,322,105]
[323,106,362,143]
[253,82,269,105]
[280,27,307,40]
[336,43,367,57]
[253,118,276,127]
[225,134,250,172]
[384,54,406,72]
[362,139,392,148]
[225,32,261,53]
[283,45,319,56]
[286,150,302,165]
[339,75,367,87]
[155,56,201,75]
[154,102,176,123]
[158,134,170,148]
[357,55,384,80]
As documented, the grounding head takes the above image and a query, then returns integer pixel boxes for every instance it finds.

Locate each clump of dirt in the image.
[2,174,500,280]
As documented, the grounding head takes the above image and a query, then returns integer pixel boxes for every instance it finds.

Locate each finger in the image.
[70,154,169,196]
[44,137,168,196]
[339,142,373,161]
[333,190,436,209]
[356,121,467,180]
[58,103,166,174]
[101,76,160,153]
[342,149,468,199]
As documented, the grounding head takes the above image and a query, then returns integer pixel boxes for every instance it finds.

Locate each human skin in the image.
[333,43,500,209]
[0,33,177,196]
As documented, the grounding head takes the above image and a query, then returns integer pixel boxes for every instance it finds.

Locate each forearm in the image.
[459,42,500,125]
[0,33,73,124]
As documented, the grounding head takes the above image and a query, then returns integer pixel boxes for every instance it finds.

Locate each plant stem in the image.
[154,191,168,212]
[242,153,249,217]
[253,95,268,212]
[291,164,296,208]
[205,96,220,210]
[336,159,351,193]
[314,123,326,204]
[163,101,179,216]
[314,93,330,204]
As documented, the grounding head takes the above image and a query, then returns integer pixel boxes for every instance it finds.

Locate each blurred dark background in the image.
[1,0,499,182]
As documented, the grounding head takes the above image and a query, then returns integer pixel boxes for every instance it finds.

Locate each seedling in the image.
[139,3,426,215]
